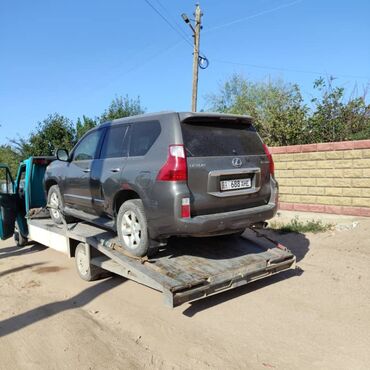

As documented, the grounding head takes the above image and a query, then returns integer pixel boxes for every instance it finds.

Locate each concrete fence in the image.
[270,139,370,217]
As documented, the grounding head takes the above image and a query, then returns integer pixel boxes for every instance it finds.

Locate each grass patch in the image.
[269,216,333,234]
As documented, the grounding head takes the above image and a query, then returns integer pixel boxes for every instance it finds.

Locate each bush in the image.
[269,216,333,234]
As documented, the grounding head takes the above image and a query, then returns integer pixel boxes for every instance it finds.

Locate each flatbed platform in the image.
[27,218,296,307]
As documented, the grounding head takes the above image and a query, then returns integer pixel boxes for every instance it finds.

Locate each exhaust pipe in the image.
[251,222,268,229]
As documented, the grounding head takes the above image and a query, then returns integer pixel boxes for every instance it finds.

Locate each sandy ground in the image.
[0,215,370,370]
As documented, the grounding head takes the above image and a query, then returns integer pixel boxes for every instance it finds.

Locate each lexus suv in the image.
[44,112,278,256]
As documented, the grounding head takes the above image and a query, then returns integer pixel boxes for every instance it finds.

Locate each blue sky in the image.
[1,0,369,144]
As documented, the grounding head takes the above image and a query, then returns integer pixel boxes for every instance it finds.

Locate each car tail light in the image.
[157,145,187,181]
[181,197,191,218]
[263,144,274,176]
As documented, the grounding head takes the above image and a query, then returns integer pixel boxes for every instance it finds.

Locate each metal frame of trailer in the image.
[27,218,296,308]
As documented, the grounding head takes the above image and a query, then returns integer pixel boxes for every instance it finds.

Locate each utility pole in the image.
[191,4,202,112]
[182,4,203,112]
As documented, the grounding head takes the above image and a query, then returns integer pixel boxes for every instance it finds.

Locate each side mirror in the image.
[56,149,69,162]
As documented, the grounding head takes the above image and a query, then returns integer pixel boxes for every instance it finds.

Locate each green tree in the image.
[11,114,75,157]
[76,115,97,140]
[206,74,309,146]
[308,77,370,142]
[100,95,145,122]
[0,144,21,178]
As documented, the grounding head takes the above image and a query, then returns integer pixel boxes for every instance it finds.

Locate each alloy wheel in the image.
[120,210,142,250]
[50,191,61,220]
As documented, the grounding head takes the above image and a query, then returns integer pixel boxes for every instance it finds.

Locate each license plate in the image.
[220,178,251,191]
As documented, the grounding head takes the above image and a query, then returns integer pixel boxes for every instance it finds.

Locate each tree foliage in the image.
[4,95,145,162]
[207,74,370,146]
[308,77,370,142]
[207,74,309,146]
[76,115,97,140]
[100,95,145,122]
[10,114,75,157]
[0,145,21,178]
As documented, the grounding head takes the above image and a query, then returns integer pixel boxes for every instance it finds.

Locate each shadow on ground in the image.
[0,277,123,337]
[0,243,48,260]
[262,228,310,262]
[0,263,45,278]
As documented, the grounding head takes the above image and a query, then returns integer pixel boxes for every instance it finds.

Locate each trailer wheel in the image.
[117,199,149,257]
[14,222,28,247]
[75,243,103,281]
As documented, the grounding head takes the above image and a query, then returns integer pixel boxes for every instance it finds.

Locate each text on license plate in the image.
[220,178,251,191]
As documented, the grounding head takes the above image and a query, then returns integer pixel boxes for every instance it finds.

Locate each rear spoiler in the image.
[179,112,253,125]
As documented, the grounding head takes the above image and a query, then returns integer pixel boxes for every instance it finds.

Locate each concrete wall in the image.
[270,140,370,217]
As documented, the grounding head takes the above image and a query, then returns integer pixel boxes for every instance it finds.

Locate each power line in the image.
[153,0,193,45]
[143,0,208,65]
[212,59,370,80]
[143,0,194,49]
[204,0,303,34]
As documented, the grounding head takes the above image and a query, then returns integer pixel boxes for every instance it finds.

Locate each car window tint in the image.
[100,125,128,159]
[181,121,264,157]
[73,130,102,161]
[130,121,161,157]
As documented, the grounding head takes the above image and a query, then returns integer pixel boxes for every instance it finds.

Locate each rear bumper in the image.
[170,202,277,237]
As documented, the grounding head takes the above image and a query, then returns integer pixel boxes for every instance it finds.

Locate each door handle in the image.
[83,168,91,173]
[110,168,121,173]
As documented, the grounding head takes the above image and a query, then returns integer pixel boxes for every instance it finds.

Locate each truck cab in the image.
[0,157,54,244]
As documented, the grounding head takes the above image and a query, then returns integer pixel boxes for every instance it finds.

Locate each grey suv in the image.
[44,112,278,256]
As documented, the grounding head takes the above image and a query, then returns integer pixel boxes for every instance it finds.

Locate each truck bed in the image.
[27,218,296,307]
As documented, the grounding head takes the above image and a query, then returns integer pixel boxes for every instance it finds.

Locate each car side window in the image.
[73,130,102,161]
[129,121,161,157]
[100,125,129,159]
[17,167,26,196]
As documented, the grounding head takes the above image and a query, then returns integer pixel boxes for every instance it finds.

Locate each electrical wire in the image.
[143,0,194,49]
[212,59,370,80]
[204,0,303,33]
[153,0,194,45]
[143,0,209,68]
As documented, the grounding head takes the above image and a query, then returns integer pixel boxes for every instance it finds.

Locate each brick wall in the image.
[270,140,370,217]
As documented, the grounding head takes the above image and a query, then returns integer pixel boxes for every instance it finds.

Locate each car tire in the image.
[47,185,73,224]
[75,243,104,281]
[117,199,149,257]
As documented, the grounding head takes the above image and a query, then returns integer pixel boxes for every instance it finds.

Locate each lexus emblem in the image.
[232,157,242,168]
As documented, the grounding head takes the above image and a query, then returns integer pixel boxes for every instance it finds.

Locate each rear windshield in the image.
[181,121,265,157]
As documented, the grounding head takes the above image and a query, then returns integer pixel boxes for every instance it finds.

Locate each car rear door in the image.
[90,123,130,216]
[0,165,17,240]
[180,116,271,217]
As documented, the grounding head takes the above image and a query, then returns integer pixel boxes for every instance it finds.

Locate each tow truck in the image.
[0,157,296,307]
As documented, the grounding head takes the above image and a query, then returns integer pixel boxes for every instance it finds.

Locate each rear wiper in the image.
[186,148,194,156]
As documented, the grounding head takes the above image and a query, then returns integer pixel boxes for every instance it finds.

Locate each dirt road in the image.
[1,217,370,369]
